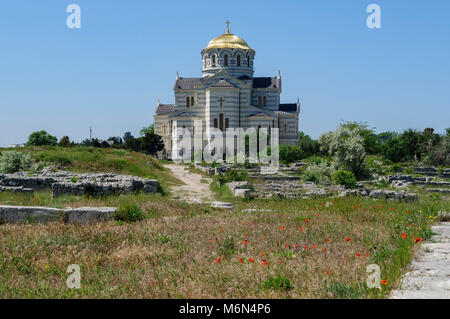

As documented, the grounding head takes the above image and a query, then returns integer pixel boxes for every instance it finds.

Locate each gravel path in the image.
[390,222,450,299]
[164,164,214,203]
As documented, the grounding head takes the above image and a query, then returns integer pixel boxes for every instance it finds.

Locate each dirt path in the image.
[390,221,450,299]
[164,164,214,203]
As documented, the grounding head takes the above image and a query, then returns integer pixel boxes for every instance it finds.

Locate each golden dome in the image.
[205,22,253,51]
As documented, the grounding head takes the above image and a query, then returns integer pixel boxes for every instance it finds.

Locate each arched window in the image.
[237,55,241,66]
[191,97,195,107]
[263,96,267,107]
[224,54,228,66]
[212,55,216,67]
[186,97,190,107]
[225,118,229,129]
[258,96,262,106]
[214,118,218,128]
[219,113,224,131]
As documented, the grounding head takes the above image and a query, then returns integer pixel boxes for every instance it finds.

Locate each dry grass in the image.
[0,192,448,299]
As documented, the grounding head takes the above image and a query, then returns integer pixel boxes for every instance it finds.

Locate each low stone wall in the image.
[414,167,450,178]
[0,171,159,198]
[339,189,418,201]
[0,205,116,224]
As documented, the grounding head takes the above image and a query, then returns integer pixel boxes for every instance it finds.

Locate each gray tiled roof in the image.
[155,104,175,115]
[174,77,208,90]
[279,103,297,112]
[253,77,280,89]
[247,112,274,118]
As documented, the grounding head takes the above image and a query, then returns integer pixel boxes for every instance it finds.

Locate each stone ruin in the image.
[0,170,159,198]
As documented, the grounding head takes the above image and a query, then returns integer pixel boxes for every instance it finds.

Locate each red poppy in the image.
[325,238,330,243]
[299,227,303,232]
[418,227,422,231]
[239,258,243,263]
[280,225,285,230]
[285,244,290,248]
[366,253,370,257]
[407,210,411,214]
[323,247,327,251]
[304,246,309,249]
[311,245,317,249]
[356,253,361,258]
[242,240,248,245]
[390,207,394,211]
[244,233,248,237]
[305,219,310,222]
[324,271,330,275]
[260,251,265,256]
[213,257,221,264]
[401,233,407,239]
[316,214,321,217]
[249,258,254,263]
[209,239,214,243]
[414,238,423,244]
[380,280,388,285]
[294,244,299,249]
[262,260,268,267]
[345,237,351,242]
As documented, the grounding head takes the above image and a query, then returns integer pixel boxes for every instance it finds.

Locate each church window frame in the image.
[191,96,195,107]
[214,118,218,128]
[263,96,267,107]
[186,97,190,107]
[224,54,228,66]
[225,118,229,129]
[212,55,216,67]
[237,55,241,66]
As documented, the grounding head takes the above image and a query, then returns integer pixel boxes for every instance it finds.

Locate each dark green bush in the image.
[114,203,145,222]
[279,145,306,164]
[262,276,293,291]
[332,170,357,189]
[214,170,248,186]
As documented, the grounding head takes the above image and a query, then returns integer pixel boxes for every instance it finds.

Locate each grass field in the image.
[0,190,448,298]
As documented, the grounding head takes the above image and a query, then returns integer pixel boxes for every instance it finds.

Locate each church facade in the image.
[154,23,300,158]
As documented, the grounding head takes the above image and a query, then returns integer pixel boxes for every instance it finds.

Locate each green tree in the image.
[27,130,57,146]
[279,145,305,164]
[140,132,164,156]
[399,129,422,160]
[298,132,319,157]
[58,136,72,147]
[381,137,407,163]
[319,123,366,177]
[140,124,155,136]
[0,151,32,173]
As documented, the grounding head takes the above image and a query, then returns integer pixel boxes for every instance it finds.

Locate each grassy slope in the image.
[0,146,181,191]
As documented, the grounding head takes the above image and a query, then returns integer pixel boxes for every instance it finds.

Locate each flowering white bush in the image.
[0,151,32,173]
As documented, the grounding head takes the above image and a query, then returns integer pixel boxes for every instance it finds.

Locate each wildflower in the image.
[324,271,330,275]
[356,253,361,258]
[213,257,221,264]
[311,245,317,249]
[239,258,243,263]
[299,227,303,232]
[303,246,309,250]
[407,210,411,214]
[280,225,285,230]
[285,244,290,248]
[249,258,254,263]
[390,207,394,211]
[366,253,370,257]
[380,280,388,285]
[418,227,422,231]
[242,240,248,245]
[305,219,310,222]
[293,244,299,249]
[209,239,214,243]
[414,238,423,244]
[325,238,330,243]
[262,260,268,267]
[260,251,265,256]
[244,233,248,237]
[345,237,351,242]
[401,233,407,239]
[316,214,320,217]
[323,247,327,251]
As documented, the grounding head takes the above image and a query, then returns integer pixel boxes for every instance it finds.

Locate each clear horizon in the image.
[1,0,449,147]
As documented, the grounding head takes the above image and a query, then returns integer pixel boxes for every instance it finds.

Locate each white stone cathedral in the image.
[154,22,300,158]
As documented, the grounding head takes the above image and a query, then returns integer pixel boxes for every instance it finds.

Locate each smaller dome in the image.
[205,22,253,51]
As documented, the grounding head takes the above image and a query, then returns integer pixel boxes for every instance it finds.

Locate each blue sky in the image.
[0,0,449,146]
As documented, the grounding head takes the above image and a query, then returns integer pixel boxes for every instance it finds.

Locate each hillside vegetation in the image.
[0,146,180,191]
